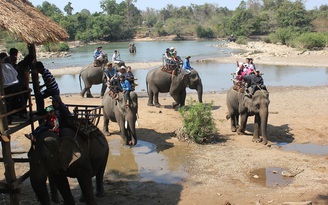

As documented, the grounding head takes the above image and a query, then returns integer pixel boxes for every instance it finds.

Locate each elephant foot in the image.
[86,95,94,98]
[80,92,85,98]
[95,190,105,197]
[147,102,154,106]
[231,127,237,132]
[172,102,179,109]
[51,193,61,203]
[252,137,263,143]
[237,129,245,135]
[155,103,161,108]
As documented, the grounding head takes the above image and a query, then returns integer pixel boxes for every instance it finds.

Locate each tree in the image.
[37,1,63,17]
[64,2,74,15]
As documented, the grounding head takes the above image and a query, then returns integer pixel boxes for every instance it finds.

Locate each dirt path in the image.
[1,85,327,204]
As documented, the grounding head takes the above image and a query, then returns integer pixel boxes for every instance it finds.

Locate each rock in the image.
[282,201,312,205]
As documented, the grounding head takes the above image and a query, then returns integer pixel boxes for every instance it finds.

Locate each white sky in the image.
[29,0,327,14]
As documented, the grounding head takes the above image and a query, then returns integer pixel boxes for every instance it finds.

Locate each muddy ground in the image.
[1,85,327,205]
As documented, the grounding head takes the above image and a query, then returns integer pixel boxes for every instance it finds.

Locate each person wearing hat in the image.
[112,50,122,64]
[182,56,192,74]
[246,57,256,70]
[118,75,132,107]
[93,46,103,66]
[243,70,264,97]
[25,105,60,141]
[104,62,117,86]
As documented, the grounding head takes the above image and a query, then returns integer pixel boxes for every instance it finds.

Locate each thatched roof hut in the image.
[0,0,68,44]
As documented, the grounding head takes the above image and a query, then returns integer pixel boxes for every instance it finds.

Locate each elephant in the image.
[226,86,270,145]
[102,91,138,146]
[129,43,136,53]
[28,124,109,205]
[79,53,109,98]
[146,67,203,108]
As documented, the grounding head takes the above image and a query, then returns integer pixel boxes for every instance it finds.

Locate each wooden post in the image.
[0,63,20,204]
[28,44,44,121]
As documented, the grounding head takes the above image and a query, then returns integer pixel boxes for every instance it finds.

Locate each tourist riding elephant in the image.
[226,87,270,145]
[146,68,203,108]
[79,53,109,98]
[103,91,138,146]
[129,43,136,53]
[28,125,109,205]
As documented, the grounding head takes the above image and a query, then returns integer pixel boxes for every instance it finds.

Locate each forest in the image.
[2,0,328,53]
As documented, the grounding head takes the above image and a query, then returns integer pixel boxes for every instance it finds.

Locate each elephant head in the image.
[28,130,81,205]
[170,69,203,107]
[103,91,138,146]
[242,89,270,144]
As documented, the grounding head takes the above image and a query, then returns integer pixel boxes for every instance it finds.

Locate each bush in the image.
[293,32,327,50]
[235,36,248,45]
[42,42,70,52]
[268,27,299,45]
[196,26,215,38]
[178,98,217,144]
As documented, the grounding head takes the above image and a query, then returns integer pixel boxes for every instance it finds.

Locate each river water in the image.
[39,40,328,94]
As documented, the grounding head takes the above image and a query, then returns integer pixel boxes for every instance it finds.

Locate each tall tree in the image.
[64,2,74,15]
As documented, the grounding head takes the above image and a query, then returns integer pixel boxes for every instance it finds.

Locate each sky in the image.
[29,0,327,14]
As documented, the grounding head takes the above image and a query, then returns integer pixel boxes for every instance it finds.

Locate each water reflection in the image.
[249,167,294,187]
[55,62,328,94]
[276,142,328,155]
[106,138,189,184]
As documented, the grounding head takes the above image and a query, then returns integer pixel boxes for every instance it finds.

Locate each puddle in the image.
[249,167,294,187]
[106,138,190,184]
[276,142,328,155]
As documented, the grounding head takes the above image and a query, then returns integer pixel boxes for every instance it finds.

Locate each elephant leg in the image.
[86,88,93,98]
[95,156,108,197]
[238,114,248,135]
[230,114,237,132]
[77,172,97,205]
[147,89,155,106]
[252,114,262,143]
[100,83,107,98]
[54,174,75,205]
[180,89,186,107]
[153,90,161,107]
[48,174,60,203]
[30,167,50,205]
[103,117,110,136]
[80,88,87,98]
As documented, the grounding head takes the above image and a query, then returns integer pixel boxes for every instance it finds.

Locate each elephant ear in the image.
[58,137,81,171]
[116,92,127,115]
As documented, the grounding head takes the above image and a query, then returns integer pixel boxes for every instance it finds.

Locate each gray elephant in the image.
[129,43,136,53]
[146,68,203,108]
[79,53,109,98]
[226,87,270,144]
[103,91,138,146]
[28,124,109,205]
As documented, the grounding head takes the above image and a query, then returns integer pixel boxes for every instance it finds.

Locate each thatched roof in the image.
[0,0,68,44]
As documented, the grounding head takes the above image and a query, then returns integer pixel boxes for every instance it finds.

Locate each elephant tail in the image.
[146,78,149,95]
[79,72,82,91]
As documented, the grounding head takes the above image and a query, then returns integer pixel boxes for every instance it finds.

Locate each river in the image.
[38,40,328,94]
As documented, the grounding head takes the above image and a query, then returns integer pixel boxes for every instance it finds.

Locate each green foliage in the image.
[235,36,248,44]
[195,26,215,38]
[6,42,28,56]
[42,42,70,52]
[293,32,327,50]
[179,99,217,144]
[268,27,299,45]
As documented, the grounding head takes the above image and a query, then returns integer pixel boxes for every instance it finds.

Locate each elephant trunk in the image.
[260,108,269,145]
[197,81,203,103]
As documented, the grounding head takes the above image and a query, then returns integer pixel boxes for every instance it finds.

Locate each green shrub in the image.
[5,42,29,56]
[178,98,217,144]
[196,26,215,38]
[42,42,70,52]
[268,27,299,45]
[294,32,326,50]
[235,36,248,44]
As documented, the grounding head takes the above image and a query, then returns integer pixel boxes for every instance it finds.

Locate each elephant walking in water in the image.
[226,87,270,144]
[129,43,136,53]
[146,67,203,108]
[28,125,109,205]
[103,91,138,146]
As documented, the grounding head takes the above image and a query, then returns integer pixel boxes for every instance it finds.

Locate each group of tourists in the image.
[93,46,137,107]
[234,57,265,96]
[1,48,60,125]
[163,47,193,74]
